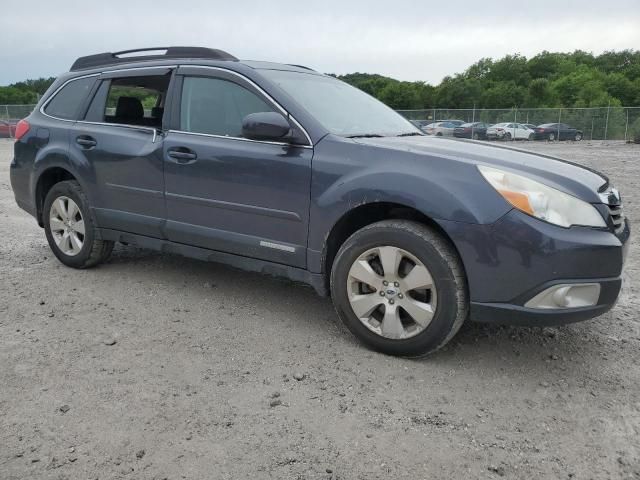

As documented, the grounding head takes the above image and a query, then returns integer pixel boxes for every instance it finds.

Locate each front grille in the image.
[600,187,625,235]
[608,204,625,234]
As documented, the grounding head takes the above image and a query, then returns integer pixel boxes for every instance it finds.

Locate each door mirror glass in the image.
[242,112,291,141]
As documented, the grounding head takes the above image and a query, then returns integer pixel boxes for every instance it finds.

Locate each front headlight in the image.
[478,166,606,228]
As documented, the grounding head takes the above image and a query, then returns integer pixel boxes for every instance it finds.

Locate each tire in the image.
[43,180,114,269]
[504,132,512,141]
[472,133,480,140]
[528,133,534,141]
[548,132,555,141]
[436,132,443,137]
[330,220,468,357]
[575,132,582,141]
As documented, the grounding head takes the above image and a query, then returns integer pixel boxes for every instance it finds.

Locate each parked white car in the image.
[486,123,534,141]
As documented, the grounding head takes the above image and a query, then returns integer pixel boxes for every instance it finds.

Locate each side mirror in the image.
[242,112,291,141]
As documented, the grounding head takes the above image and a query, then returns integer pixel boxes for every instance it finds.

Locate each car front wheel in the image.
[330,220,468,357]
[43,180,114,269]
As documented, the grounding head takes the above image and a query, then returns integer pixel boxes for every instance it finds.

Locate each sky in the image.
[1,0,639,86]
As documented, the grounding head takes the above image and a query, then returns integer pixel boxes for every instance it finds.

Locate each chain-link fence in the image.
[0,104,36,138]
[1,104,640,142]
[397,107,640,142]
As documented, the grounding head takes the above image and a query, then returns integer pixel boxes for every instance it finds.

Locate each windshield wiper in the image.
[346,133,385,138]
[397,132,423,137]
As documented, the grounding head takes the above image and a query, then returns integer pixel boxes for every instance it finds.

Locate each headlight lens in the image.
[478,166,606,228]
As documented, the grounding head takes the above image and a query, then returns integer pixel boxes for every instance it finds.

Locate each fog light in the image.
[525,283,601,310]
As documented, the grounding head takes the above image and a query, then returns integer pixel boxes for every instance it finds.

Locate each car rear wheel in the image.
[575,132,583,141]
[472,133,480,140]
[436,132,443,137]
[330,220,468,357]
[504,132,512,141]
[43,180,114,269]
[548,132,556,141]
[528,133,534,141]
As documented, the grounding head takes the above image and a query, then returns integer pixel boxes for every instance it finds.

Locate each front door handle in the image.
[76,135,97,149]
[167,147,198,164]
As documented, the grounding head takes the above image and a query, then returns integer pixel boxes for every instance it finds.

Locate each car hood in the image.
[351,136,608,202]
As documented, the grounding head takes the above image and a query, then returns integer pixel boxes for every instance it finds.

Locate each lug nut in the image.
[394,282,399,287]
[383,280,388,286]
[398,293,403,299]
[379,291,385,296]
[389,299,395,305]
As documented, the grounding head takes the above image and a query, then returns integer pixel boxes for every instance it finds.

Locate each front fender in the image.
[308,135,512,260]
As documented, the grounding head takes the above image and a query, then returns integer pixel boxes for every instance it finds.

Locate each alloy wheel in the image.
[346,246,437,340]
[49,196,85,256]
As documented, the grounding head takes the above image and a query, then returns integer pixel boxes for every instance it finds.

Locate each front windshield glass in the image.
[260,69,420,137]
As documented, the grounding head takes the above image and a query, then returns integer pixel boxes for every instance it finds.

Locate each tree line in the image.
[334,50,640,109]
[1,50,639,109]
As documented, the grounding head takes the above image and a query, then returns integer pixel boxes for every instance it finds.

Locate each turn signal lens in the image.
[498,189,534,215]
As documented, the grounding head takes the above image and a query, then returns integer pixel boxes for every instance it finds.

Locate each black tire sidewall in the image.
[43,181,98,268]
[331,225,461,357]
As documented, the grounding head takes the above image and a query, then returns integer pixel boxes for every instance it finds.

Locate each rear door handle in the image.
[167,147,198,164]
[76,135,97,149]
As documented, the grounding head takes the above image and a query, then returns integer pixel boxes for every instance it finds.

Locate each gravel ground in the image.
[1,138,639,480]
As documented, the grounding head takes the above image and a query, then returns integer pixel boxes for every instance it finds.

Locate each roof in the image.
[69,47,319,76]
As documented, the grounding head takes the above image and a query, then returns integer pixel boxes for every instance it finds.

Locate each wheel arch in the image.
[321,201,467,292]
[34,166,79,227]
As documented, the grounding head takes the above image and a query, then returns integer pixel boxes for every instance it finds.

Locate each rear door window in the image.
[44,77,96,120]
[84,74,171,128]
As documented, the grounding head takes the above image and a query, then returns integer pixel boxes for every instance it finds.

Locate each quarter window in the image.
[179,76,276,137]
[44,77,95,120]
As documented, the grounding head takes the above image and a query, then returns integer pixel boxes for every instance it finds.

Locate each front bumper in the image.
[438,209,630,326]
[470,277,622,325]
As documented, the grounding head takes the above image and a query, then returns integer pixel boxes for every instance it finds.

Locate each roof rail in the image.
[287,64,316,72]
[70,47,238,71]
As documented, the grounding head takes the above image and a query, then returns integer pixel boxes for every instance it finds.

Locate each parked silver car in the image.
[423,121,457,136]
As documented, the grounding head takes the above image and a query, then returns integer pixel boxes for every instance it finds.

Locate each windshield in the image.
[260,69,419,137]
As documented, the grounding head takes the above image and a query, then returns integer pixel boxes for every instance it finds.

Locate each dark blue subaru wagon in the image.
[9,47,630,356]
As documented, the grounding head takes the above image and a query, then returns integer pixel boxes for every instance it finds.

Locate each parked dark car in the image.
[521,123,537,130]
[453,122,491,140]
[0,119,18,138]
[534,123,583,141]
[10,47,629,357]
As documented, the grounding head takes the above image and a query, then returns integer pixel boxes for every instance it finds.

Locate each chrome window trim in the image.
[39,64,314,148]
[166,129,311,149]
[76,120,158,142]
[99,65,177,75]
